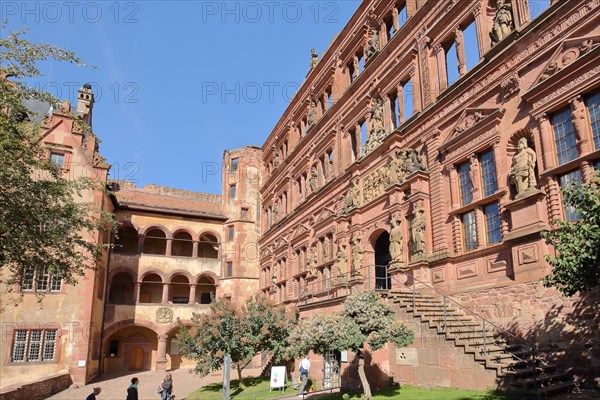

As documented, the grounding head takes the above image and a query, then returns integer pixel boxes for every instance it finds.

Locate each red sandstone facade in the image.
[258,0,599,391]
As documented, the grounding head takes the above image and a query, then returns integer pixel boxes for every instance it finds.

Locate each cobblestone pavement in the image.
[48,367,262,400]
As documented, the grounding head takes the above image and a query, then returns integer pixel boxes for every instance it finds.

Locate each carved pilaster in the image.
[455,29,467,78]
[434,43,447,93]
[535,114,556,171]
[570,95,592,155]
[418,35,433,106]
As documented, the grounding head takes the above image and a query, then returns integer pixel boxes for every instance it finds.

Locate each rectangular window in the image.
[462,211,478,251]
[241,207,249,220]
[480,149,498,197]
[446,42,459,87]
[585,91,600,150]
[12,329,57,362]
[226,262,233,277]
[109,339,119,356]
[551,108,578,165]
[458,161,473,206]
[21,268,34,291]
[50,275,62,292]
[36,267,49,291]
[484,202,502,244]
[229,185,237,199]
[228,226,234,241]
[50,152,65,168]
[462,21,480,72]
[403,79,413,120]
[398,4,408,27]
[230,158,239,171]
[559,169,582,222]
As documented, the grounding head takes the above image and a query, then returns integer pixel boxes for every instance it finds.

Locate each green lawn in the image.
[185,378,517,400]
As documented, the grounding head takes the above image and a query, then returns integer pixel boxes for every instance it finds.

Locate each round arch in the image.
[139,224,172,238]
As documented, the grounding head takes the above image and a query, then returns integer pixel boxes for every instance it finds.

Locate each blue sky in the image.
[2,1,553,194]
[1,1,361,194]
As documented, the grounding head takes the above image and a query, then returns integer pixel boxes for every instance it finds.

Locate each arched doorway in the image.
[374,231,391,290]
[129,346,144,371]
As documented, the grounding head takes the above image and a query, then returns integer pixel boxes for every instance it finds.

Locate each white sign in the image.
[341,351,348,363]
[270,366,287,390]
[77,360,86,367]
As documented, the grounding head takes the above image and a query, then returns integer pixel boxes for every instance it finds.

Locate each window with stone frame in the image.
[21,267,62,292]
[480,148,498,197]
[584,90,600,150]
[484,202,502,244]
[225,261,233,278]
[230,158,239,172]
[558,169,582,222]
[11,329,57,362]
[550,107,578,166]
[322,266,331,290]
[229,184,237,199]
[458,161,473,206]
[49,152,65,168]
[241,207,250,220]
[461,210,478,251]
[227,225,234,241]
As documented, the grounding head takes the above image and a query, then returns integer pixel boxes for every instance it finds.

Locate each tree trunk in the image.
[356,349,372,400]
[236,363,245,388]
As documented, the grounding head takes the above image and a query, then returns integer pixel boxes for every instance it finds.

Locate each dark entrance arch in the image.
[374,231,391,290]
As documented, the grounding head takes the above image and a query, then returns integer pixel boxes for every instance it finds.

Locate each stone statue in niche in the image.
[309,166,319,192]
[510,137,537,197]
[351,238,363,276]
[307,247,318,276]
[336,243,347,278]
[273,202,279,223]
[490,0,514,45]
[386,150,405,185]
[307,101,318,128]
[273,150,281,168]
[366,28,380,59]
[364,98,386,154]
[411,208,426,255]
[342,178,361,214]
[271,265,278,287]
[310,49,319,69]
[389,217,404,265]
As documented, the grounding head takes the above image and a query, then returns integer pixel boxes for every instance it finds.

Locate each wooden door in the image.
[128,346,144,370]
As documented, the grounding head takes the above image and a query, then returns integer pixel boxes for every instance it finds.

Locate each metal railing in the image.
[294,263,538,387]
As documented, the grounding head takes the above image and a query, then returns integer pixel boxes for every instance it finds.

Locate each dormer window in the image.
[50,152,65,168]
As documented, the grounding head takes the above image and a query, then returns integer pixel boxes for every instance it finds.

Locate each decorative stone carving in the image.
[401,149,427,176]
[453,111,486,134]
[307,101,318,128]
[510,137,537,197]
[411,208,426,255]
[351,237,363,276]
[501,75,520,99]
[490,0,514,45]
[93,152,107,167]
[389,217,404,266]
[307,247,317,276]
[60,100,71,114]
[271,264,278,286]
[536,36,598,84]
[364,98,386,154]
[336,243,347,278]
[273,202,279,223]
[309,166,318,192]
[156,307,173,324]
[342,178,361,214]
[386,150,405,185]
[310,48,319,69]
[273,150,280,167]
[366,28,380,59]
[539,62,559,82]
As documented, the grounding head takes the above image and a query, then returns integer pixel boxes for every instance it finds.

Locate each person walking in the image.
[159,373,174,400]
[126,377,139,400]
[85,387,101,400]
[297,354,311,397]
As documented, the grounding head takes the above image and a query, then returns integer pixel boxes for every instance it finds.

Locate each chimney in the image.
[77,83,94,128]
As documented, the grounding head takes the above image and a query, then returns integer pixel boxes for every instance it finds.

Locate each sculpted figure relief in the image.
[401,149,426,176]
[490,0,514,45]
[310,48,319,69]
[389,218,404,265]
[342,178,361,214]
[336,244,347,279]
[309,166,319,192]
[411,208,426,255]
[308,247,318,276]
[351,238,363,276]
[366,28,380,59]
[273,150,281,167]
[510,137,537,197]
[307,101,318,128]
[364,98,386,154]
[271,265,278,287]
[273,202,279,223]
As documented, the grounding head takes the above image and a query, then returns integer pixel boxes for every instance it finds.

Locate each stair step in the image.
[532,380,576,396]
[501,365,556,378]
[512,372,571,388]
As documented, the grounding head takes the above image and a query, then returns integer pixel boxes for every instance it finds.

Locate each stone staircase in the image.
[389,289,577,398]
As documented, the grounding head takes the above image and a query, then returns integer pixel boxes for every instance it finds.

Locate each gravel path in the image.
[48,367,262,400]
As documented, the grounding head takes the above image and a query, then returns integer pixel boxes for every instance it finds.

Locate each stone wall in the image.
[449,282,600,386]
[0,373,72,400]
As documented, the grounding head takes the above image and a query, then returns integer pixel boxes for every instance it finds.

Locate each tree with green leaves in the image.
[288,291,414,399]
[177,295,298,387]
[0,23,114,308]
[541,173,600,297]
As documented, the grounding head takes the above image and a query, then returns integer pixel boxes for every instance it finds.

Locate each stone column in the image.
[454,29,467,78]
[392,5,399,31]
[188,284,196,305]
[473,3,488,55]
[434,44,448,92]
[161,283,169,304]
[156,335,168,371]
[581,160,594,183]
[133,282,141,304]
[192,241,199,258]
[475,207,486,249]
[570,95,592,155]
[449,165,459,209]
[397,82,405,124]
[409,66,421,114]
[165,238,172,256]
[536,114,555,170]
[137,235,144,254]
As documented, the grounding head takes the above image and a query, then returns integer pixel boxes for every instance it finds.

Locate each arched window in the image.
[198,234,219,259]
[109,272,134,304]
[172,231,193,257]
[143,229,167,255]
[115,226,138,254]
[196,276,216,304]
[139,274,162,303]
[170,275,190,304]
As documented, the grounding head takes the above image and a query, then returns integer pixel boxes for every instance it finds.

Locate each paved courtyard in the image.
[48,367,262,400]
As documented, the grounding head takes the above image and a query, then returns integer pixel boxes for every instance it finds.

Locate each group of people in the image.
[85,374,174,400]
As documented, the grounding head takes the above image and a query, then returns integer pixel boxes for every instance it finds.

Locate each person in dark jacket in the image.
[159,373,174,400]
[85,387,101,400]
[126,377,139,400]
